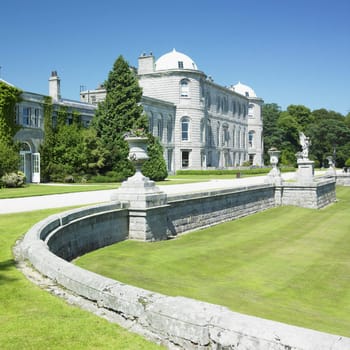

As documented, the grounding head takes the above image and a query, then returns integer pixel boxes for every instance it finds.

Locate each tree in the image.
[142,134,168,181]
[306,117,350,168]
[92,55,167,180]
[0,81,22,176]
[40,103,91,182]
[262,103,283,163]
[277,111,300,165]
[286,105,313,130]
[0,141,20,178]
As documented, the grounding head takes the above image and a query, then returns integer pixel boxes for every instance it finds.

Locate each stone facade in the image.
[80,49,264,172]
[4,73,96,183]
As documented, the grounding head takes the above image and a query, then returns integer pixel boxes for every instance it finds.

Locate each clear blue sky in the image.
[1,0,349,115]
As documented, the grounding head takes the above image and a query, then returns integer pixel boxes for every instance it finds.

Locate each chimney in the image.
[138,53,155,74]
[49,70,61,101]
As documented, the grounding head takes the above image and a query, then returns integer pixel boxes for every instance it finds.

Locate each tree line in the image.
[263,103,350,168]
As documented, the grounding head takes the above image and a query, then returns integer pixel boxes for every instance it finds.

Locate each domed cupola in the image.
[232,82,257,98]
[155,49,198,71]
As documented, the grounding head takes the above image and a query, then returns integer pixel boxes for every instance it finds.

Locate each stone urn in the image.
[268,148,281,171]
[125,136,149,177]
[266,148,282,184]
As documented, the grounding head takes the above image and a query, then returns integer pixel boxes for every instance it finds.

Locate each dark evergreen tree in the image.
[92,55,167,180]
[142,134,168,181]
[93,55,147,177]
[262,103,283,163]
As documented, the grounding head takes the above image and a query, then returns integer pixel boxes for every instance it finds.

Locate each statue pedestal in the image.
[296,159,315,184]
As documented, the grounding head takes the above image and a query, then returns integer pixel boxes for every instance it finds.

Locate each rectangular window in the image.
[34,108,40,127]
[182,151,189,168]
[22,107,31,125]
[178,61,184,69]
[181,120,189,141]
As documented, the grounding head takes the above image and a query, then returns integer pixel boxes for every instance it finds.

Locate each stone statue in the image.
[299,132,311,160]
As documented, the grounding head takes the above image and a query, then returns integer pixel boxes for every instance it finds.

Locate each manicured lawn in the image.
[0,183,118,199]
[0,208,163,350]
[76,186,350,337]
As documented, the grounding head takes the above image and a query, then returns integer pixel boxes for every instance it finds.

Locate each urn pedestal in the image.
[111,137,168,241]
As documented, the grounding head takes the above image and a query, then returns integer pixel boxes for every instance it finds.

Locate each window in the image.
[216,96,221,112]
[181,151,190,168]
[222,124,229,146]
[23,107,31,125]
[149,112,154,134]
[181,117,190,141]
[206,93,211,109]
[180,79,189,97]
[200,119,205,143]
[216,122,220,146]
[178,61,184,69]
[167,116,173,142]
[207,120,212,146]
[34,108,40,127]
[248,104,254,116]
[157,118,163,140]
[248,131,255,148]
[232,100,236,115]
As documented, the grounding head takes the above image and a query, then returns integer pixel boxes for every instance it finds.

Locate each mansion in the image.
[6,49,263,182]
[81,49,264,173]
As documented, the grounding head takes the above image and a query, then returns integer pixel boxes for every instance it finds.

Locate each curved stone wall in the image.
[18,199,350,349]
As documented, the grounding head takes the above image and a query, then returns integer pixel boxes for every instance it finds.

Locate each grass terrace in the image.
[0,208,163,350]
[76,186,350,338]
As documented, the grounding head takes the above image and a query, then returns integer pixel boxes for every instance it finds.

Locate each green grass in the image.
[76,187,350,337]
[0,208,163,350]
[0,183,118,199]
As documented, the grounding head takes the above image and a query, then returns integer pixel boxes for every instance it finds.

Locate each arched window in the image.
[157,117,163,140]
[180,79,190,97]
[222,124,229,146]
[181,117,190,141]
[149,112,154,134]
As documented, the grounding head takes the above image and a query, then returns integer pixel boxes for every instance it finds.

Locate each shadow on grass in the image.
[0,259,18,284]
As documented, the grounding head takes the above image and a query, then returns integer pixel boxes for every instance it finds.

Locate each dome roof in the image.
[155,49,198,71]
[232,82,257,98]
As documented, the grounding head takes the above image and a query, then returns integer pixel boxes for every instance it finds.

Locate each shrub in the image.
[1,171,26,188]
[176,167,295,176]
[89,172,125,183]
